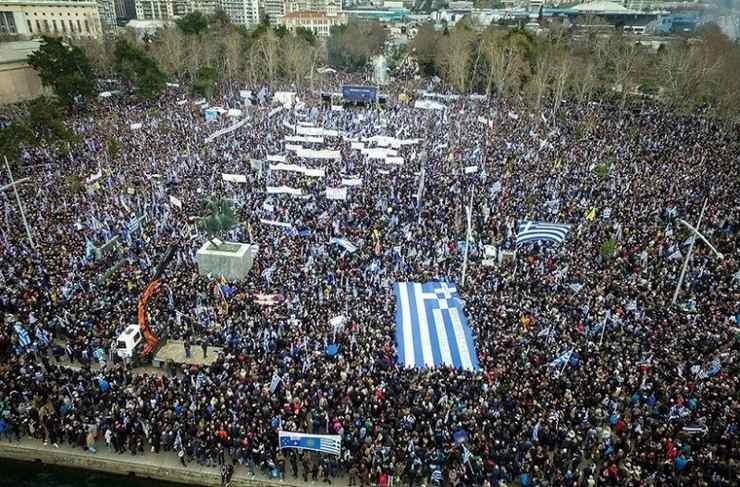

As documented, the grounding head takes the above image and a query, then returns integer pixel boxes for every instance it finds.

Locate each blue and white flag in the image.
[269,373,281,394]
[394,281,480,371]
[35,326,50,346]
[195,372,205,390]
[329,237,358,253]
[97,374,110,392]
[278,431,341,456]
[516,221,570,246]
[14,324,31,348]
[697,358,721,380]
[548,348,574,368]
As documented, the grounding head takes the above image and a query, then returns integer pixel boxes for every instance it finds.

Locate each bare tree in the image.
[252,30,279,86]
[479,29,531,98]
[436,27,476,92]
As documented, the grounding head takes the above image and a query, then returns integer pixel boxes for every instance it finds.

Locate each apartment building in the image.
[220,0,259,26]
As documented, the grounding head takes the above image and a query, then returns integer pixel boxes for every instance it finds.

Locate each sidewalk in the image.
[0,437,345,486]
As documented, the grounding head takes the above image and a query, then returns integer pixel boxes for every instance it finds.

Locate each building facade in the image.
[259,0,283,24]
[134,0,174,20]
[0,0,103,38]
[96,0,116,28]
[220,0,260,26]
[114,0,136,19]
[279,9,346,36]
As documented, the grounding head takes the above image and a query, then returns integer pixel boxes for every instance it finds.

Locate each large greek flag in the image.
[14,324,31,347]
[278,431,341,456]
[394,281,480,371]
[516,221,570,246]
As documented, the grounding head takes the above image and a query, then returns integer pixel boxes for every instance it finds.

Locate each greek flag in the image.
[697,358,721,379]
[516,221,570,246]
[278,431,341,456]
[14,324,31,347]
[394,281,480,371]
[35,326,50,346]
[548,348,574,368]
[269,373,281,394]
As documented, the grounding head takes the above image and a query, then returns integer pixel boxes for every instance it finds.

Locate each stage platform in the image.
[152,340,223,368]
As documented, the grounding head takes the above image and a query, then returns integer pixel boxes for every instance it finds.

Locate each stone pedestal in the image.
[196,241,254,280]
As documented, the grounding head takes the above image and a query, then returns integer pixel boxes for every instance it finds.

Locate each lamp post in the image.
[671,198,707,306]
[3,156,34,249]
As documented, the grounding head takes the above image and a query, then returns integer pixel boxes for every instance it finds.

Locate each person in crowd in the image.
[0,75,737,487]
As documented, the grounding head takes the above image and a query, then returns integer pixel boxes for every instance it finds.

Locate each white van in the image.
[116,325,142,359]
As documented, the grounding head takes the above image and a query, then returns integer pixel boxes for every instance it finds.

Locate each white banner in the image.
[85,169,102,185]
[341,178,362,187]
[296,126,340,137]
[286,144,303,152]
[269,163,326,178]
[385,156,404,165]
[205,117,249,143]
[464,166,479,174]
[267,154,287,163]
[325,187,348,200]
[350,142,365,150]
[169,195,183,209]
[222,173,247,183]
[130,123,142,130]
[266,186,303,196]
[295,148,341,161]
[260,218,293,229]
[414,100,446,111]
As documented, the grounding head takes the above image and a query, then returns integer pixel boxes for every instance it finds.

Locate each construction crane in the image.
[136,244,178,358]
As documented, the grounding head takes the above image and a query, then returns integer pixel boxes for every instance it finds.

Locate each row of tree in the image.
[20,11,740,121]
[411,20,740,118]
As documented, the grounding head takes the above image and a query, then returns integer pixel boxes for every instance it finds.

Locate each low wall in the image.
[0,440,305,487]
[0,62,47,104]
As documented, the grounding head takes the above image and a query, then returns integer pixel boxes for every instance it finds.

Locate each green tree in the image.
[26,96,77,147]
[177,11,209,36]
[209,8,232,30]
[294,26,317,46]
[600,238,617,260]
[193,65,218,98]
[0,122,32,163]
[27,36,95,107]
[327,22,386,71]
[113,39,167,99]
[411,23,441,76]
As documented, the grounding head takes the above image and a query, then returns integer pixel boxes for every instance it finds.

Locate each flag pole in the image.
[461,190,474,287]
[671,198,707,306]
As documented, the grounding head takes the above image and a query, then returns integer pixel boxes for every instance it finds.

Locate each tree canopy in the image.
[113,39,167,99]
[176,11,209,36]
[27,36,95,108]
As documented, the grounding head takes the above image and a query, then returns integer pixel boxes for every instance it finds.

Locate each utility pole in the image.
[3,156,34,249]
[671,198,707,306]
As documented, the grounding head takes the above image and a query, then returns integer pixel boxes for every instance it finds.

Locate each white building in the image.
[259,0,283,24]
[134,0,174,20]
[0,0,103,37]
[279,9,346,36]
[96,0,116,29]
[220,0,260,26]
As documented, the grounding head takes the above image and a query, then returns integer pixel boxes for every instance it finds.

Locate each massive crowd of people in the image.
[0,73,738,487]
